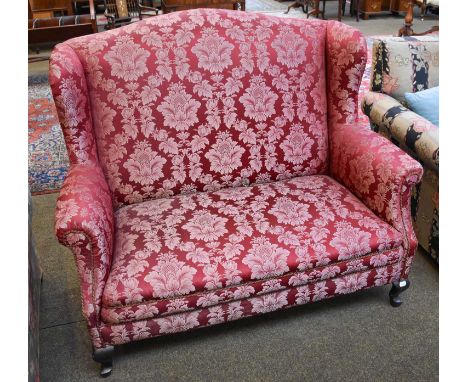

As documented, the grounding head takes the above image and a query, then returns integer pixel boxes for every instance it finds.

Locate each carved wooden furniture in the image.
[73,0,106,14]
[285,0,311,15]
[161,0,245,13]
[29,0,74,18]
[29,0,97,47]
[104,0,159,29]
[398,0,438,36]
[414,0,439,20]
[307,0,325,19]
[344,0,361,21]
[360,0,410,19]
[286,0,359,22]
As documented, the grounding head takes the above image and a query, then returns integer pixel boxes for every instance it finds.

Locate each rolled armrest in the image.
[330,123,423,278]
[55,163,114,348]
[362,91,439,172]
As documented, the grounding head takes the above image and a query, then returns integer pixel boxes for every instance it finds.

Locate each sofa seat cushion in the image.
[101,175,403,324]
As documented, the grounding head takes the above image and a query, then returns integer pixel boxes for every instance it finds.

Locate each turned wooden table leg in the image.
[338,0,342,21]
[285,0,306,14]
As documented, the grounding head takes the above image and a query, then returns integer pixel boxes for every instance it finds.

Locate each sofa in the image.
[362,35,439,262]
[50,9,423,377]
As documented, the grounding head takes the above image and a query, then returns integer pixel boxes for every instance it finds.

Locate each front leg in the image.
[92,346,114,378]
[389,280,411,307]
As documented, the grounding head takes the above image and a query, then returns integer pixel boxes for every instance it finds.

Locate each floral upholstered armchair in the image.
[50,9,423,377]
[362,35,439,262]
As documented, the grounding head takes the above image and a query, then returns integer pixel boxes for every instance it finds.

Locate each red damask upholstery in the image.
[101,175,403,324]
[51,9,423,354]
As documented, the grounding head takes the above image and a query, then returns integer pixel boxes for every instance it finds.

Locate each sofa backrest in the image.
[52,9,334,207]
[370,35,439,104]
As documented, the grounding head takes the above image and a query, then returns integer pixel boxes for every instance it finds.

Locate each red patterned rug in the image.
[28,38,374,195]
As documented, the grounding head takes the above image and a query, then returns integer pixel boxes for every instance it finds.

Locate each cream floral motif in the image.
[243,237,289,279]
[239,77,279,122]
[93,98,116,137]
[103,36,150,81]
[334,273,368,294]
[251,291,289,313]
[55,199,80,229]
[158,312,199,334]
[271,28,308,68]
[156,83,201,131]
[191,28,234,73]
[270,197,311,226]
[182,211,228,242]
[143,253,196,299]
[280,125,314,164]
[57,78,87,128]
[205,134,245,174]
[123,142,167,186]
[330,222,372,260]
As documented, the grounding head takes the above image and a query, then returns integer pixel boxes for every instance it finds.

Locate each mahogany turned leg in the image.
[285,1,300,14]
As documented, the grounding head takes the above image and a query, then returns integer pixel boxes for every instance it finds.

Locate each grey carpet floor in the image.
[33,192,438,382]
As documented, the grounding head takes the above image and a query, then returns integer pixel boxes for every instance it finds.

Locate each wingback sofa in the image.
[362,35,438,262]
[50,9,423,377]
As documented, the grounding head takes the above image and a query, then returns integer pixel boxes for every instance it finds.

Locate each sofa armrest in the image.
[55,163,114,348]
[362,91,439,173]
[329,123,423,278]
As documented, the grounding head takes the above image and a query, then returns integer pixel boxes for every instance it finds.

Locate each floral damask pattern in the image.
[51,9,329,207]
[99,264,402,344]
[51,10,423,351]
[101,175,403,322]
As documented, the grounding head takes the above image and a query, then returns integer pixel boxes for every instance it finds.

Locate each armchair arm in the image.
[363,91,439,172]
[55,163,114,348]
[330,123,423,278]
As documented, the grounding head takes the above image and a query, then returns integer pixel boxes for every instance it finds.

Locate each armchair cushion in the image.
[101,175,403,324]
[370,35,439,103]
[363,91,439,172]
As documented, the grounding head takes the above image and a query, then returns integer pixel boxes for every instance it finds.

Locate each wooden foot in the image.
[92,346,114,378]
[389,280,410,307]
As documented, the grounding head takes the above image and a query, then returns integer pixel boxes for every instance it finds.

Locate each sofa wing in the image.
[55,163,114,348]
[49,42,98,165]
[362,91,439,172]
[329,123,423,278]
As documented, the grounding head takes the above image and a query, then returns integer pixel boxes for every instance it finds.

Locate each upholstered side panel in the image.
[62,9,329,207]
[98,263,402,347]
